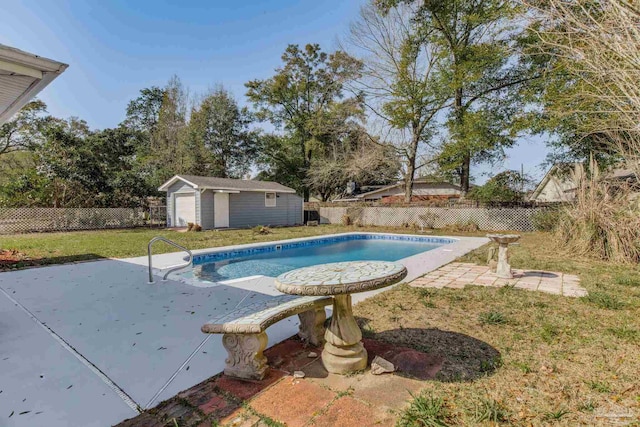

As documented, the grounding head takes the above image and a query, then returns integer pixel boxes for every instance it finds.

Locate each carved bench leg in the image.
[298,307,327,346]
[222,332,268,380]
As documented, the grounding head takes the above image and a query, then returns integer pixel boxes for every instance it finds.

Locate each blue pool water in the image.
[183,234,452,283]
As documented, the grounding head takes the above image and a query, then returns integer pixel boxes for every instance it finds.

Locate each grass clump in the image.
[614,273,640,287]
[398,394,450,427]
[471,398,510,424]
[512,360,533,374]
[586,380,611,393]
[581,291,624,310]
[606,326,639,342]
[478,311,508,325]
[542,408,571,421]
[539,322,560,343]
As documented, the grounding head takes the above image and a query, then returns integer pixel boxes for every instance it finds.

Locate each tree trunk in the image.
[404,164,415,204]
[460,151,471,194]
[404,132,419,203]
[301,136,311,202]
[454,87,471,194]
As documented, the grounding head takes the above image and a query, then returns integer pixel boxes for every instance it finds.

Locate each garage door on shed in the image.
[174,193,196,226]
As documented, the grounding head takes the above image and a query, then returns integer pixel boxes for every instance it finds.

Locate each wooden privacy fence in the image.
[318,206,546,231]
[0,207,157,234]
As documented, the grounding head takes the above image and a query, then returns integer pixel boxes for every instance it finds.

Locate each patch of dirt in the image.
[0,249,33,270]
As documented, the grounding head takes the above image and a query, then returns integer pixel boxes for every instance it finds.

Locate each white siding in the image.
[200,190,215,229]
[535,177,576,202]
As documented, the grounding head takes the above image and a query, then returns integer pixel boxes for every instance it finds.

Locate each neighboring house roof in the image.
[529,163,583,202]
[531,163,640,202]
[356,180,462,199]
[0,44,68,124]
[158,175,297,193]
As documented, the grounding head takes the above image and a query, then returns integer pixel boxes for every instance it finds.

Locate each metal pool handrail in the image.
[148,236,193,283]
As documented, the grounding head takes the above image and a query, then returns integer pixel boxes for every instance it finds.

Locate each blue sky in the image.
[1,0,549,184]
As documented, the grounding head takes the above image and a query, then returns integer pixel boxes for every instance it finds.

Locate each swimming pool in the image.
[176,233,456,284]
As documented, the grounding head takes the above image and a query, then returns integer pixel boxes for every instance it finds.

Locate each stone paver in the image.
[249,378,335,426]
[312,396,395,427]
[410,262,587,297]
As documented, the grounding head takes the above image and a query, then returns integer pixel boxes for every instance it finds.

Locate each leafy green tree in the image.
[124,77,190,190]
[25,119,151,207]
[524,0,640,176]
[0,99,50,156]
[467,170,528,204]
[518,1,637,173]
[123,86,164,135]
[0,168,53,207]
[186,86,257,178]
[379,0,537,194]
[253,133,306,193]
[246,44,364,200]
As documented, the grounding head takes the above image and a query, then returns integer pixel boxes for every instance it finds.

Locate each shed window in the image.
[265,192,277,207]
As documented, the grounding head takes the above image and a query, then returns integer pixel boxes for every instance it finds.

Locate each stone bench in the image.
[201,295,332,380]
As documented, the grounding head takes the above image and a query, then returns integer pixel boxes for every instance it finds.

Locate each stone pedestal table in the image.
[486,234,521,278]
[275,261,407,374]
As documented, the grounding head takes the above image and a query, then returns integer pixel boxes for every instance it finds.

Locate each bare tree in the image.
[345,2,447,202]
[305,130,400,201]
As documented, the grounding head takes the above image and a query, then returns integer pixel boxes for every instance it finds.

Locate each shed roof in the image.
[0,44,68,124]
[158,175,297,193]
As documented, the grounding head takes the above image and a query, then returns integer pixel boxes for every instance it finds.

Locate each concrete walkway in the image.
[410,262,587,297]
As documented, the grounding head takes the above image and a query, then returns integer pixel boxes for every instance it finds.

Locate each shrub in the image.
[531,209,560,232]
[466,170,528,204]
[446,220,480,232]
[554,159,640,263]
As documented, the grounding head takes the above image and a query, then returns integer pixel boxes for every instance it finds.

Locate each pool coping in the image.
[149,232,488,289]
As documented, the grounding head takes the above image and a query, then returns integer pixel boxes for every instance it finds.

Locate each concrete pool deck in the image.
[0,233,487,426]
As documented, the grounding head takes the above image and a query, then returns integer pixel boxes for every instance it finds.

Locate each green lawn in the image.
[0,225,486,268]
[353,232,640,426]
